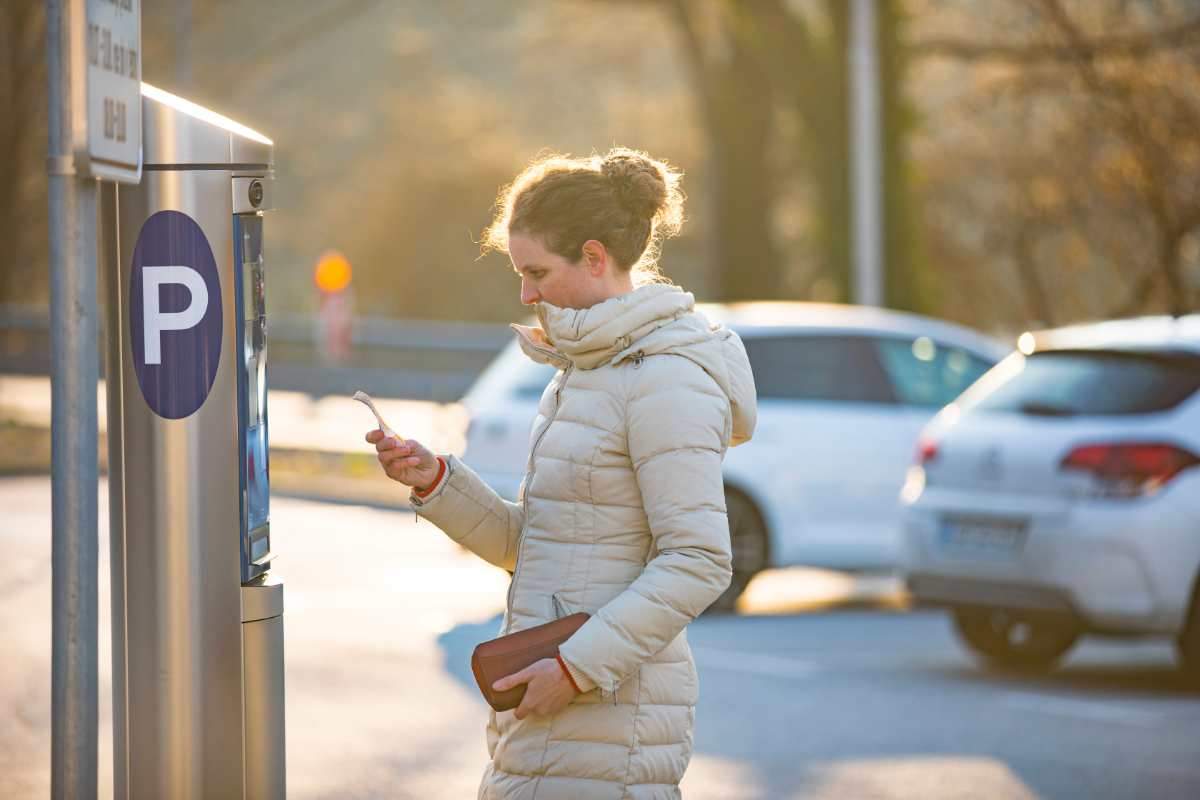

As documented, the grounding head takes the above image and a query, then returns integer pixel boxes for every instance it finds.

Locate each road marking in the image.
[1002,691,1166,727]
[692,646,819,680]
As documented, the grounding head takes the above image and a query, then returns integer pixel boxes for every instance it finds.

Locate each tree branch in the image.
[908,14,1200,63]
[1012,222,1054,326]
[1108,269,1162,318]
[666,0,708,82]
[664,0,721,134]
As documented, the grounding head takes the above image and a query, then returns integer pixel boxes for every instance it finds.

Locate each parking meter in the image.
[101,83,284,799]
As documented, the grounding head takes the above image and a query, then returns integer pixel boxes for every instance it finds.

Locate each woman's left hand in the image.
[493,658,578,720]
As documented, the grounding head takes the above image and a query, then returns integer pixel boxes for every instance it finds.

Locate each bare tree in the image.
[909,0,1200,327]
[0,1,48,306]
[717,0,930,310]
[664,0,780,301]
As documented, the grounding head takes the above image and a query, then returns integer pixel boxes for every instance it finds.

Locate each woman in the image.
[366,148,757,799]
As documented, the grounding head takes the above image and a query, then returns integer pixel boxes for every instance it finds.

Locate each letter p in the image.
[142,266,209,365]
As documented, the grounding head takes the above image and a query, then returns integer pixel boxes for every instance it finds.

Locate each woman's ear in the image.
[581,240,608,277]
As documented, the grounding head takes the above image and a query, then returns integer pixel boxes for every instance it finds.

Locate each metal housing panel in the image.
[242,577,285,624]
[140,92,230,166]
[106,87,280,800]
[140,84,273,168]
[243,611,286,799]
[113,163,245,799]
[230,134,272,168]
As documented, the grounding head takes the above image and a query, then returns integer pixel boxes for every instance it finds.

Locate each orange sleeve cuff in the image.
[412,456,446,498]
[556,652,582,694]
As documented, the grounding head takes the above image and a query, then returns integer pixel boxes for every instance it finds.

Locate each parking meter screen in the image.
[236,214,271,580]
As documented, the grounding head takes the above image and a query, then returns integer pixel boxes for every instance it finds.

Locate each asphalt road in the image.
[2,476,1198,799]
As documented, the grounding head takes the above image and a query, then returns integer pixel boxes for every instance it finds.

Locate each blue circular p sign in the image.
[129,211,223,419]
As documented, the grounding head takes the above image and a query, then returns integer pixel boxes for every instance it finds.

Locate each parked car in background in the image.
[462,302,1006,611]
[902,315,1200,672]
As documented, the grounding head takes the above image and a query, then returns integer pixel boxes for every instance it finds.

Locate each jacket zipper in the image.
[503,362,573,634]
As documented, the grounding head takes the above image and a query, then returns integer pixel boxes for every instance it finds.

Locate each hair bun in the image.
[600,148,670,220]
[483,147,685,279]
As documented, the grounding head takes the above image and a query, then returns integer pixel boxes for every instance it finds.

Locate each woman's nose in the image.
[520,279,540,305]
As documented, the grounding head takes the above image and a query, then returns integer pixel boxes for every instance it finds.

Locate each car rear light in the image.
[902,438,938,503]
[1060,442,1200,497]
[915,438,939,466]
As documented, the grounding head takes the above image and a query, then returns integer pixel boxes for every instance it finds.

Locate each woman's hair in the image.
[482,147,685,284]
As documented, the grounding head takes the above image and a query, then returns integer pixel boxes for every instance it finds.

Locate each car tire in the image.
[705,489,769,615]
[1176,571,1200,681]
[952,608,1079,672]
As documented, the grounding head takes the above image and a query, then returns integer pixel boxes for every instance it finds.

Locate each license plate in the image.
[938,516,1029,559]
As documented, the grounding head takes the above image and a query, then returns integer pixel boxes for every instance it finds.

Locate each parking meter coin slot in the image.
[248,522,271,565]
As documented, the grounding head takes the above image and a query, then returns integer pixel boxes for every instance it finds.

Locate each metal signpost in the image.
[50,2,286,797]
[47,1,139,798]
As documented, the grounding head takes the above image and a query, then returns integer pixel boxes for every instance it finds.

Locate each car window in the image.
[964,350,1200,416]
[873,336,995,408]
[462,340,555,407]
[512,362,558,399]
[742,335,897,404]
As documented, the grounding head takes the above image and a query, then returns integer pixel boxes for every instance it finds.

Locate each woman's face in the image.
[509,232,599,310]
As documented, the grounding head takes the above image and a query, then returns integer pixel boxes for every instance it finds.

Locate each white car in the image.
[902,315,1200,672]
[461,302,1006,611]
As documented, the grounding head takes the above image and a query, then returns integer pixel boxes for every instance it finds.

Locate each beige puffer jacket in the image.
[411,284,757,800]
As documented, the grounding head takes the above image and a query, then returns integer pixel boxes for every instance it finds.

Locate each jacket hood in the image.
[510,284,757,446]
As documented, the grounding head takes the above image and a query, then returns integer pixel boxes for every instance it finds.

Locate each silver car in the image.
[462,302,1005,611]
[903,315,1200,672]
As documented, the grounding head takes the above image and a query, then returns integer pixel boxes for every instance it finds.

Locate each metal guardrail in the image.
[0,304,514,401]
[270,312,511,352]
[0,305,51,330]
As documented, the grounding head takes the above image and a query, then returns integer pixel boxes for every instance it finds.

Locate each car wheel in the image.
[952,608,1079,672]
[705,489,769,614]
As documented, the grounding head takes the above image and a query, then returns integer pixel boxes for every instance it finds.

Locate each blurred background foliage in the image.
[2,0,1198,331]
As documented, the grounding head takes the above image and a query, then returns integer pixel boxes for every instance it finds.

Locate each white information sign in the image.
[84,0,141,183]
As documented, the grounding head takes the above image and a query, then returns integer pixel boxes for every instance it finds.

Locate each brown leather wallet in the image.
[471,612,590,712]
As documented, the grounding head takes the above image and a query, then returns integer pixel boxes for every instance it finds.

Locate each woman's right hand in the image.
[366,430,441,491]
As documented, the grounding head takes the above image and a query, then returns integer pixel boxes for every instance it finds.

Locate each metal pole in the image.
[850,0,884,306]
[47,0,100,797]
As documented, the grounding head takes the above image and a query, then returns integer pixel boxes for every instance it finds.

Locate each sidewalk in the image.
[0,373,909,615]
[0,474,913,799]
[0,475,508,799]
